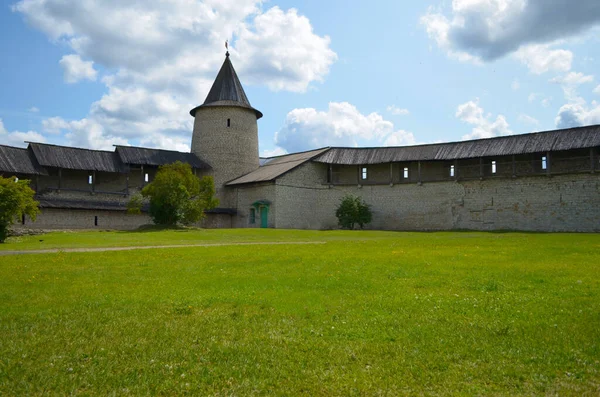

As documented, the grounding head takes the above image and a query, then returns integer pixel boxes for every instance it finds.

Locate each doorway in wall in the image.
[260,206,268,228]
[251,200,271,229]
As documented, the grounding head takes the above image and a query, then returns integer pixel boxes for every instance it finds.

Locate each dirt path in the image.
[0,241,326,256]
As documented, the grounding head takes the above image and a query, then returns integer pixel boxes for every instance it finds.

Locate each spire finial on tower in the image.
[225,40,229,57]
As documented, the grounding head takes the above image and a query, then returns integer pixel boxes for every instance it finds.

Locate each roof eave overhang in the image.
[189,103,263,120]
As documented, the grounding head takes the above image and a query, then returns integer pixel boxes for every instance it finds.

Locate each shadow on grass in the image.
[322,228,555,235]
[117,224,202,233]
[118,225,587,235]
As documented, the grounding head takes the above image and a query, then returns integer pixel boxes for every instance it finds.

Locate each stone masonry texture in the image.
[265,161,600,232]
[17,208,151,230]
[191,106,259,208]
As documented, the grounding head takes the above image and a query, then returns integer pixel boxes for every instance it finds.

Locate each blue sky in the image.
[1,0,600,156]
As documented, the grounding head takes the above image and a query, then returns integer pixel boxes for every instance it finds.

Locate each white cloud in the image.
[550,71,595,103]
[456,99,513,140]
[541,97,553,108]
[530,94,553,107]
[41,116,128,150]
[260,147,287,158]
[65,118,128,150]
[421,1,600,69]
[235,7,337,92]
[28,107,39,113]
[42,116,70,134]
[552,71,599,128]
[383,131,416,146]
[594,85,600,95]
[420,10,479,63]
[518,113,540,126]
[513,44,573,74]
[555,101,600,129]
[59,54,97,83]
[511,79,520,91]
[386,106,410,116]
[13,0,337,150]
[551,69,600,129]
[0,118,46,147]
[550,72,595,86]
[274,102,416,153]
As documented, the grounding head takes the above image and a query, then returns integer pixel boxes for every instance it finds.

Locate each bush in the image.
[127,162,218,226]
[335,194,372,230]
[0,176,40,243]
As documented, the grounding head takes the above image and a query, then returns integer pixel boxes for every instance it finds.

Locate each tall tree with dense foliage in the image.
[0,176,40,242]
[128,162,218,226]
[335,194,372,230]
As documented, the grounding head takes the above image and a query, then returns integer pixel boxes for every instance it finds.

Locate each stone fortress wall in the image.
[10,165,154,231]
[5,53,599,234]
[268,160,600,232]
[15,158,600,233]
[9,142,600,233]
[232,183,277,228]
[21,208,151,230]
[191,106,259,208]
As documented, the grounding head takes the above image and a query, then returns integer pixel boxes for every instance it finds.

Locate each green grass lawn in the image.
[1,228,389,251]
[1,230,599,395]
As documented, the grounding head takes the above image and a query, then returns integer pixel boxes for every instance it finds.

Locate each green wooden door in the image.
[260,206,268,228]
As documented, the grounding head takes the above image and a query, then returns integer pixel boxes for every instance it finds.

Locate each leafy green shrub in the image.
[127,162,218,226]
[0,176,40,243]
[335,194,372,230]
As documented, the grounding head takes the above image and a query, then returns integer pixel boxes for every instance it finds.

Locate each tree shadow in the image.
[117,224,202,233]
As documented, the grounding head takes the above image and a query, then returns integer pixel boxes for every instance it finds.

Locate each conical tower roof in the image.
[190,53,263,119]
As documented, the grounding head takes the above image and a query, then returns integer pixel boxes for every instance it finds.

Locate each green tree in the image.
[128,162,218,226]
[335,194,372,230]
[0,176,40,243]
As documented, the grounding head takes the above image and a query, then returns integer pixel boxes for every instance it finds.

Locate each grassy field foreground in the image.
[1,230,599,395]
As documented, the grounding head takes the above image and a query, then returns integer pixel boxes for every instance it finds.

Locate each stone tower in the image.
[190,52,262,207]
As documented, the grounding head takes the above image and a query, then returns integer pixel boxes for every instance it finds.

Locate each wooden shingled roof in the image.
[28,142,128,173]
[0,141,211,176]
[36,197,131,211]
[189,53,262,119]
[314,124,600,165]
[226,148,330,186]
[0,145,47,175]
[227,125,600,186]
[115,145,210,169]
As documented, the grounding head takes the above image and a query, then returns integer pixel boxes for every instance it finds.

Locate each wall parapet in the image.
[325,149,599,186]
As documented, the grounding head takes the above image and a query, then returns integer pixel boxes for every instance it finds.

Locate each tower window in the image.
[541,156,547,170]
[361,167,368,180]
[227,118,231,128]
[450,165,455,177]
[491,161,497,174]
[403,167,409,179]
